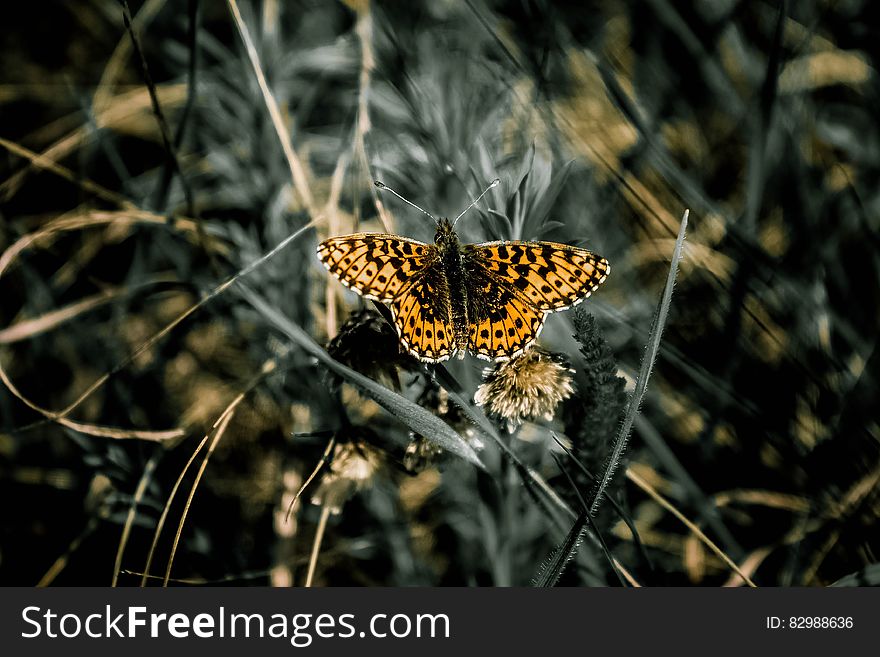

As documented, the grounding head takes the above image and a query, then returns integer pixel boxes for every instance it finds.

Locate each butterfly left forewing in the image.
[463,241,609,311]
[317,234,435,301]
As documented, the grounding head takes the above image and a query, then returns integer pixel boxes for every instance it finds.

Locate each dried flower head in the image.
[311,438,382,514]
[417,384,472,433]
[326,309,419,389]
[403,436,445,473]
[404,384,481,472]
[474,347,575,431]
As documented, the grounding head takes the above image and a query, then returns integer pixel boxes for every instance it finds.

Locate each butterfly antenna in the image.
[374,181,437,223]
[452,178,500,226]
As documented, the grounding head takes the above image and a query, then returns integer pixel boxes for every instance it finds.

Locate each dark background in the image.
[0,0,877,587]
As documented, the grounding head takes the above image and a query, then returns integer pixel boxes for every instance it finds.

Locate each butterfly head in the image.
[434,178,501,249]
[434,217,460,250]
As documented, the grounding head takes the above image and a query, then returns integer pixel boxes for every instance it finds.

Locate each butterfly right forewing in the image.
[463,241,609,311]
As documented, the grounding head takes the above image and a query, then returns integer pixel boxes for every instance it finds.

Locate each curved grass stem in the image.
[304,505,332,587]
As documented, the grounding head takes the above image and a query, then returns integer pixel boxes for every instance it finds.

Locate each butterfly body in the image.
[434,219,470,355]
[318,218,609,363]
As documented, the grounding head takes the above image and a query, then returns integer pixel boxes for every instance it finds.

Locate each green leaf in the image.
[236,284,485,469]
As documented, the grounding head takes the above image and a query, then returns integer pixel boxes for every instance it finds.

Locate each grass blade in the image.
[830,564,880,587]
[590,208,689,515]
[533,510,589,588]
[536,208,688,586]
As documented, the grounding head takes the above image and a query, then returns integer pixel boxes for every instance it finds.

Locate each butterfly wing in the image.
[390,265,456,363]
[317,233,436,301]
[463,241,610,311]
[463,260,547,360]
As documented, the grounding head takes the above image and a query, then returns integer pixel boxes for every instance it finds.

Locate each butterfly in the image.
[317,181,609,363]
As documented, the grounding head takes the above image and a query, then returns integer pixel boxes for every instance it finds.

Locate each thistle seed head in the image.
[474,347,575,432]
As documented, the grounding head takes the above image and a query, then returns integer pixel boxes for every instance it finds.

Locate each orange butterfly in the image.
[317,180,609,362]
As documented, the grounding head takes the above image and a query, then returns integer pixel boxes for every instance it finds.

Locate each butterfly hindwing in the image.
[463,241,610,311]
[390,266,456,362]
[317,234,436,301]
[464,261,546,360]
[468,291,546,360]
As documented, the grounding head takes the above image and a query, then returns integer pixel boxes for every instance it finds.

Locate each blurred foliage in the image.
[0,0,878,587]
